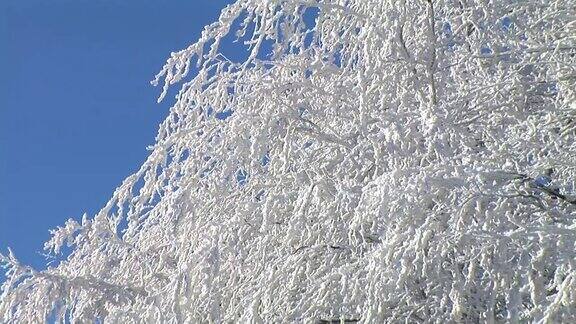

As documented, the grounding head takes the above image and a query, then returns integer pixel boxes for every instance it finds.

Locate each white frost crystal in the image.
[2,0,576,322]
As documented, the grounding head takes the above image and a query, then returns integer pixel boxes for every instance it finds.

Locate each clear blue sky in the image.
[0,0,234,270]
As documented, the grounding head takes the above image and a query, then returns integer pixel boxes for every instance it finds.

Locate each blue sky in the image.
[0,0,234,270]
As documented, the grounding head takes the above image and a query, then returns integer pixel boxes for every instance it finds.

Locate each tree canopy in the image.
[2,0,576,322]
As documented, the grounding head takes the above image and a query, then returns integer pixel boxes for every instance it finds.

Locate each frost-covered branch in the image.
[2,0,576,322]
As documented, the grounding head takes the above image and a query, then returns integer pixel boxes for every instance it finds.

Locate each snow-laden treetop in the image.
[2,0,576,322]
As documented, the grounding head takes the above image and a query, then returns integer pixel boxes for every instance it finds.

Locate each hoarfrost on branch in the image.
[2,0,576,322]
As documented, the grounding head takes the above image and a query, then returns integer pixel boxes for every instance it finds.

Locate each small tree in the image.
[2,0,575,322]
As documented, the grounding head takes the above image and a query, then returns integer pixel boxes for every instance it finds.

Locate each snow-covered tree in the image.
[2,0,575,322]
